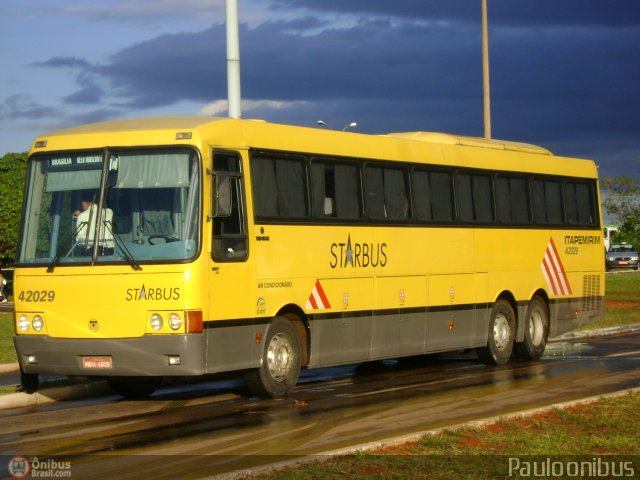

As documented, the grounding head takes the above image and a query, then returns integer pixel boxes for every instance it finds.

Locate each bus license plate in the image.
[82,356,113,369]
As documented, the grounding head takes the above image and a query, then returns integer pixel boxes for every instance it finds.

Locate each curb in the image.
[0,381,111,410]
[551,322,640,342]
[0,363,19,374]
[213,387,640,480]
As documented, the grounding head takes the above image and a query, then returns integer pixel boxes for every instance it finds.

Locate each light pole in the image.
[482,0,491,139]
[226,0,242,118]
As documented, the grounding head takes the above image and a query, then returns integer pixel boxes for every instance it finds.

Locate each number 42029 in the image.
[18,290,56,302]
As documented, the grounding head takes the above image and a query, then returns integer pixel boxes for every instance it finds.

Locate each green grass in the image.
[250,392,640,480]
[579,306,640,331]
[577,271,640,331]
[0,313,16,364]
[604,272,640,303]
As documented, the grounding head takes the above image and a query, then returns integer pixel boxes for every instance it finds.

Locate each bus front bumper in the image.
[13,334,207,377]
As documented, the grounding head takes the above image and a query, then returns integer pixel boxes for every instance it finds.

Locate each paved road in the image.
[1,331,639,479]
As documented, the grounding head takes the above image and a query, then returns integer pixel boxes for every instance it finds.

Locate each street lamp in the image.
[482,0,491,139]
[317,120,358,131]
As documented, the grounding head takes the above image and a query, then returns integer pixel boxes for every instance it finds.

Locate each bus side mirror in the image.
[213,174,232,218]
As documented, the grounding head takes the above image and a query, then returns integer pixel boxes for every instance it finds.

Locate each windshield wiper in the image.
[104,222,142,271]
[48,221,142,272]
[46,221,87,273]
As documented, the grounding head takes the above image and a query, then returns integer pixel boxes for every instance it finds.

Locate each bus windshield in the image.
[18,148,200,267]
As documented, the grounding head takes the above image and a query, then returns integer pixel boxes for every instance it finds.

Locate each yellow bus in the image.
[13,116,604,398]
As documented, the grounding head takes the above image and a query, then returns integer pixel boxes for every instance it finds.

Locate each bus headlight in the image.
[18,315,30,333]
[32,315,45,332]
[168,313,183,331]
[150,313,163,331]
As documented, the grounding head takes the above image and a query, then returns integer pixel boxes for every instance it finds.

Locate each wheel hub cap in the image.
[267,333,292,382]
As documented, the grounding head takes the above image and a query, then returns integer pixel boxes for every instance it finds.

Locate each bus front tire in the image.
[107,376,162,399]
[244,317,301,398]
[477,299,515,366]
[514,296,549,361]
[20,372,40,393]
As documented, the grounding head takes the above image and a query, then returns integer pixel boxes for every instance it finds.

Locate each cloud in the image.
[0,94,58,120]
[269,0,640,27]
[63,84,105,105]
[22,2,640,176]
[86,18,484,107]
[31,56,92,69]
[66,108,123,126]
[198,98,307,116]
[31,56,107,106]
[42,0,227,24]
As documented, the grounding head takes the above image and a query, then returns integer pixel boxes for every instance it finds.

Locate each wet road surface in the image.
[1,331,639,479]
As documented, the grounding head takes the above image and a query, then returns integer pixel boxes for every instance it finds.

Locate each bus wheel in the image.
[514,296,549,361]
[244,317,301,398]
[20,372,39,393]
[477,299,515,366]
[107,377,162,399]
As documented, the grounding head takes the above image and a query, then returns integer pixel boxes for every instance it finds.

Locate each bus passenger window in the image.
[250,154,308,219]
[365,165,409,221]
[575,183,596,225]
[496,176,530,224]
[456,172,494,223]
[533,179,563,225]
[311,160,362,220]
[365,166,386,219]
[456,174,474,222]
[412,169,454,222]
[564,182,579,224]
[564,181,596,226]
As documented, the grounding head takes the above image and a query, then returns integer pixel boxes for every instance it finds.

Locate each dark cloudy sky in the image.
[1,0,638,177]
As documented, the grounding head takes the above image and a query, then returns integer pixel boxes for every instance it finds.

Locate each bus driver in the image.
[72,194,115,255]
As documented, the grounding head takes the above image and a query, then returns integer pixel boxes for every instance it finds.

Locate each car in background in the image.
[606,244,639,271]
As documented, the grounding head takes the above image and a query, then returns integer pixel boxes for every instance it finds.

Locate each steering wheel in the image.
[148,235,180,245]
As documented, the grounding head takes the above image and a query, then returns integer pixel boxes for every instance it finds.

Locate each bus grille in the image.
[582,274,602,312]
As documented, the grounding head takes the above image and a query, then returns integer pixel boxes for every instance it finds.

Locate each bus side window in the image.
[533,179,563,225]
[456,171,494,223]
[564,181,596,226]
[363,165,409,221]
[496,176,530,224]
[250,153,308,219]
[212,151,248,262]
[412,169,455,222]
[311,159,362,220]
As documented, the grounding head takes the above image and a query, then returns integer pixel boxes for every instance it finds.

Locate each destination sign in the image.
[42,154,103,172]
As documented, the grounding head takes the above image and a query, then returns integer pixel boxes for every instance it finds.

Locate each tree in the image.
[0,152,27,266]
[602,176,640,247]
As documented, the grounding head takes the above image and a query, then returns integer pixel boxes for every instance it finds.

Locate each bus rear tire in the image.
[514,296,549,361]
[108,376,162,399]
[244,317,301,398]
[477,299,515,366]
